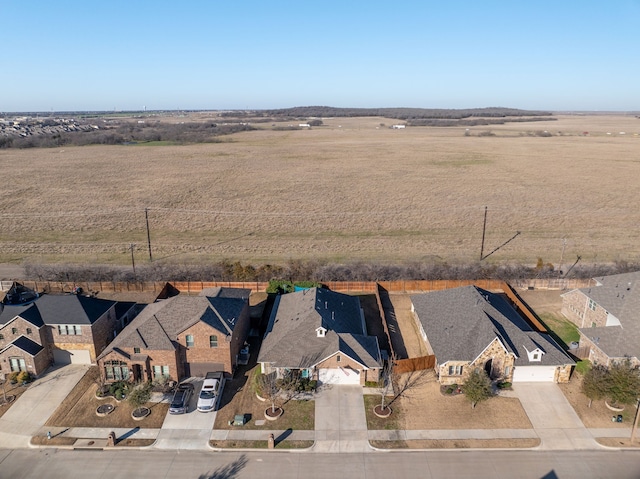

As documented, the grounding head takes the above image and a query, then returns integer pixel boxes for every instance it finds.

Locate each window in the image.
[11,328,17,335]
[152,365,170,378]
[588,299,596,311]
[0,334,4,340]
[26,328,32,335]
[533,353,539,360]
[73,325,82,335]
[104,360,129,381]
[209,335,218,348]
[448,365,463,375]
[504,366,511,376]
[336,355,341,363]
[186,335,194,347]
[58,325,67,335]
[134,347,141,354]
[9,357,27,372]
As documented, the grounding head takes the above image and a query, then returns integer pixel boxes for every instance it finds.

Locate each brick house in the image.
[561,271,640,366]
[0,294,136,378]
[258,287,382,386]
[411,286,574,385]
[96,287,251,383]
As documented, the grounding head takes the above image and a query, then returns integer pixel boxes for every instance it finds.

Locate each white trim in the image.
[310,350,369,370]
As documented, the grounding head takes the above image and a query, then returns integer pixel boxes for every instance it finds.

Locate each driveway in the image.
[154,378,219,450]
[314,384,369,452]
[0,364,89,447]
[512,382,599,450]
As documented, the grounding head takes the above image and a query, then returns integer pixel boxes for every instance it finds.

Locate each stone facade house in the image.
[561,271,640,366]
[411,286,574,385]
[258,287,382,386]
[97,287,251,383]
[0,293,136,378]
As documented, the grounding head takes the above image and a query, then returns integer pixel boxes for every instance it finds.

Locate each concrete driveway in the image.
[0,364,89,447]
[154,378,219,450]
[314,384,369,453]
[512,382,599,450]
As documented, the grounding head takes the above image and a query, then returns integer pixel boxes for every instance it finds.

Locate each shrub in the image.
[497,381,512,389]
[17,371,32,384]
[8,372,20,383]
[114,389,124,401]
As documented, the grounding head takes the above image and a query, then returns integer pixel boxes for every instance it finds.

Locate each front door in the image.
[132,364,143,382]
[484,359,493,379]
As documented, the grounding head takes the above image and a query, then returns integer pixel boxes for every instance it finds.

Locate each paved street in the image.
[0,448,639,478]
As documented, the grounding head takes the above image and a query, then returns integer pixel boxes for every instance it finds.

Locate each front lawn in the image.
[45,367,168,429]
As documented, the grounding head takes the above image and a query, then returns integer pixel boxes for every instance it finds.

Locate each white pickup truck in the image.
[197,371,224,412]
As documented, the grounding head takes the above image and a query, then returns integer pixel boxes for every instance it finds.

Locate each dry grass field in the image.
[1,114,639,266]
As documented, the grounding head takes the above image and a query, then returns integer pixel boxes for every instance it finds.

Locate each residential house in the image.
[561,271,640,366]
[0,293,136,378]
[97,287,251,383]
[411,286,574,385]
[258,287,382,386]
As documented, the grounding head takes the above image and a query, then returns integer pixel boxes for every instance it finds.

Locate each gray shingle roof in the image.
[575,271,640,358]
[0,304,43,327]
[411,286,573,367]
[32,294,116,325]
[0,335,44,356]
[98,292,248,360]
[257,288,381,369]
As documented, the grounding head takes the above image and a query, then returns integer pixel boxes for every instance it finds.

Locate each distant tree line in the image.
[23,259,638,283]
[254,106,553,120]
[1,121,255,149]
[408,117,556,127]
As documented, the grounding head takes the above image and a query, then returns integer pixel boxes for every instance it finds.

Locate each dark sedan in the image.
[169,383,194,414]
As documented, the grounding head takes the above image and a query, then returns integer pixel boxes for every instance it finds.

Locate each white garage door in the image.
[512,366,557,382]
[53,349,92,365]
[319,368,361,385]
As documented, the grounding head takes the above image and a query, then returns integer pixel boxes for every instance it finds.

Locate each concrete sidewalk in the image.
[4,377,634,452]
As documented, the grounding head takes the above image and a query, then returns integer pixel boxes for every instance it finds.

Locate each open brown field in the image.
[1,114,639,266]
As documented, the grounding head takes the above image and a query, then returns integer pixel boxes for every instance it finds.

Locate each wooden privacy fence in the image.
[374,283,395,360]
[501,281,548,332]
[394,355,436,374]
[14,278,592,296]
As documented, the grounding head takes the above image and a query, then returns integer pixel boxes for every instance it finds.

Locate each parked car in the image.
[197,372,224,412]
[169,382,194,414]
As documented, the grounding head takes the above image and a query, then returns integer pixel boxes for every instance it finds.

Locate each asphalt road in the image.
[0,449,639,479]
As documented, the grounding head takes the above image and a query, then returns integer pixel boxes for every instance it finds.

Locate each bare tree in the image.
[376,358,433,414]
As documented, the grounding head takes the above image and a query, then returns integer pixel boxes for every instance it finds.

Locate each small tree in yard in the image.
[581,364,609,407]
[606,359,640,407]
[258,371,300,416]
[128,382,152,415]
[463,369,493,409]
[376,359,432,415]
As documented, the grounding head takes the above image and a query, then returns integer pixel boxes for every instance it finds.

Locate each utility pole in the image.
[480,206,488,261]
[145,208,152,262]
[129,243,136,278]
[559,238,567,276]
[631,399,640,444]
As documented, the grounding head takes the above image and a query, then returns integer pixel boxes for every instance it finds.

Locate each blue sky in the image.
[3,1,639,112]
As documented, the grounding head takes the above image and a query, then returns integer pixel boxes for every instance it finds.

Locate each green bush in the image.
[114,389,124,400]
[17,371,32,384]
[8,372,20,383]
[575,360,591,375]
[497,381,512,389]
